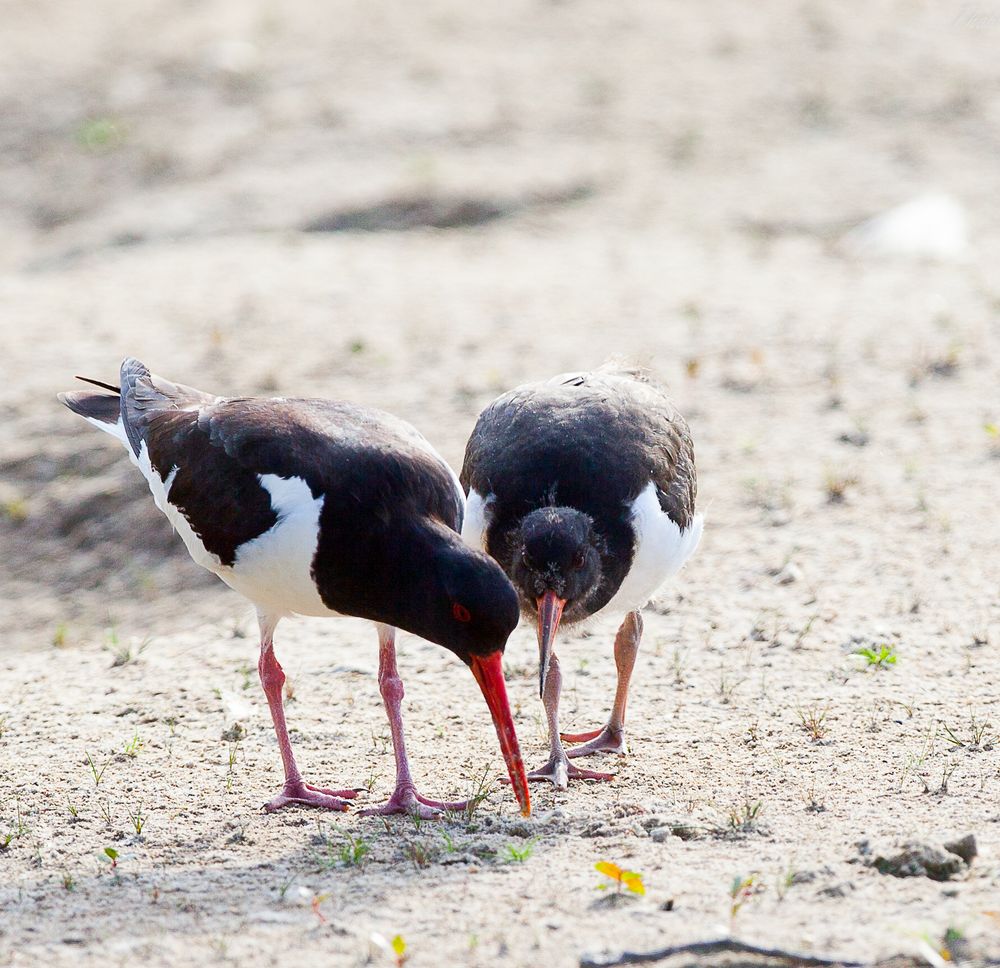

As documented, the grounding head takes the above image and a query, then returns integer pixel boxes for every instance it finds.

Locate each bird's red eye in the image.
[452,602,472,623]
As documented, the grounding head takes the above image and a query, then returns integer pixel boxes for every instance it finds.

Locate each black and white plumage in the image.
[460,365,702,788]
[60,359,530,818]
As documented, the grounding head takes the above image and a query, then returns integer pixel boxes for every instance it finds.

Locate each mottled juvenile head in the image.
[508,506,604,698]
[508,506,603,612]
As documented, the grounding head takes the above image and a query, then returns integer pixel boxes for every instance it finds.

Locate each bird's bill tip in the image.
[469,650,531,817]
[536,591,566,698]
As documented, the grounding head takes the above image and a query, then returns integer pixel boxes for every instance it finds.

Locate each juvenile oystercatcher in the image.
[460,364,702,789]
[59,359,530,818]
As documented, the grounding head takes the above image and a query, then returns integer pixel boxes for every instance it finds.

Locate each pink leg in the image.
[521,651,614,790]
[359,625,470,819]
[257,614,359,812]
[562,611,642,758]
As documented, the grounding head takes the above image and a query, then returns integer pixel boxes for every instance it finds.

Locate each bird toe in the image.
[263,781,354,812]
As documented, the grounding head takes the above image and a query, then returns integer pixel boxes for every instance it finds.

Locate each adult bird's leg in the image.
[525,651,615,789]
[257,613,359,812]
[359,624,470,819]
[562,610,642,758]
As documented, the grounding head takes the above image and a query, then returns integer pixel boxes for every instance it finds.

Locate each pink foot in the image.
[562,725,628,757]
[358,785,469,819]
[560,727,603,743]
[503,755,614,790]
[263,781,360,813]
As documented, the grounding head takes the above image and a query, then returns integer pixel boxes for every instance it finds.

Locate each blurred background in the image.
[2,0,998,651]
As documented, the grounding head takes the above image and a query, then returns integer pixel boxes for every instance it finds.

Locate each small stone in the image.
[649,823,701,842]
[221,723,246,743]
[873,842,967,881]
[670,824,702,841]
[818,881,855,898]
[612,803,647,818]
[774,562,803,585]
[943,834,977,865]
[506,821,534,839]
[593,891,637,909]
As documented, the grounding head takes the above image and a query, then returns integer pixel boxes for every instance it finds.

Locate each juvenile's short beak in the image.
[469,651,531,816]
[536,590,566,698]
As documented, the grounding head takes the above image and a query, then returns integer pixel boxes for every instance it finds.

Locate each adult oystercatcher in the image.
[59,359,530,818]
[460,364,702,789]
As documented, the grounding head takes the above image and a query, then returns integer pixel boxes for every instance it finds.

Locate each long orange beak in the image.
[469,651,531,816]
[536,590,566,698]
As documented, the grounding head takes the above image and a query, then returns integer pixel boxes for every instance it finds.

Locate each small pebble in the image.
[774,562,803,585]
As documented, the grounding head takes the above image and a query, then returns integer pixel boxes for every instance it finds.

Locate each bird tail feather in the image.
[57,377,128,446]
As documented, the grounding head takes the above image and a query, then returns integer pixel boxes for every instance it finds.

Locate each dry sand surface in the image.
[2,1,1000,966]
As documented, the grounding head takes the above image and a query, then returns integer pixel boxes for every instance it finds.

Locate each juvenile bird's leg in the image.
[525,651,614,789]
[562,610,642,758]
[257,613,359,812]
[359,624,470,819]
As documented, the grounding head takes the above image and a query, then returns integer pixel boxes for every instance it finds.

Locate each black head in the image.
[508,506,603,617]
[410,528,521,662]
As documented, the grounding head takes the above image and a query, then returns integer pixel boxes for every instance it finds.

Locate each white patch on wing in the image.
[225,474,337,618]
[600,482,703,616]
[461,489,492,551]
[83,413,224,572]
[88,416,339,618]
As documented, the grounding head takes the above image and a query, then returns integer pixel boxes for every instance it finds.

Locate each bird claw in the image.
[263,780,357,813]
[358,786,469,819]
[561,725,628,758]
[502,756,614,790]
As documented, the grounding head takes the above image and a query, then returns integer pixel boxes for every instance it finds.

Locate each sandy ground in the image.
[2,1,1000,965]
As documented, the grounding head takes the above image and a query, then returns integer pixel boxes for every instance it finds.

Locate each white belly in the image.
[223,475,338,618]
[600,482,703,616]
